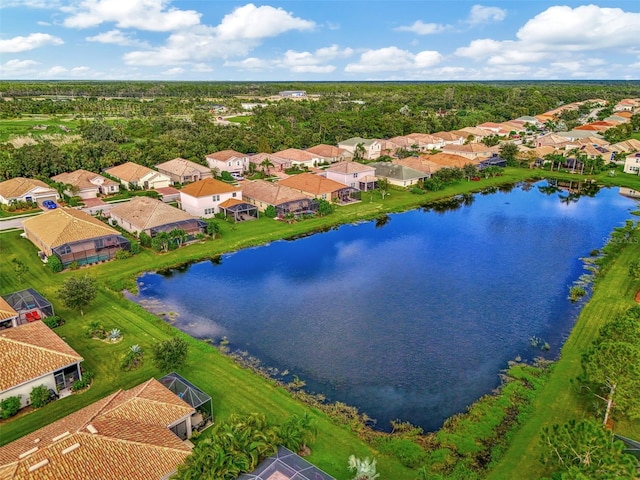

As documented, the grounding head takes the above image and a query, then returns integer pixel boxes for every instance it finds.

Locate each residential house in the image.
[205,149,249,175]
[155,158,212,185]
[51,169,119,200]
[279,90,307,98]
[324,161,377,191]
[104,162,171,190]
[369,162,429,187]
[536,133,572,148]
[613,98,640,112]
[440,143,493,161]
[431,131,466,146]
[396,152,476,174]
[515,116,543,129]
[454,127,492,143]
[0,378,196,480]
[337,137,382,160]
[272,148,322,168]
[1,289,54,328]
[380,136,415,156]
[405,133,445,151]
[555,130,605,141]
[476,122,504,134]
[624,153,640,175]
[392,157,434,176]
[0,177,58,206]
[248,152,293,174]
[609,139,640,155]
[242,180,318,217]
[0,321,83,408]
[278,173,357,203]
[478,156,508,169]
[0,297,19,330]
[109,196,206,239]
[22,208,130,268]
[179,177,242,218]
[305,144,348,163]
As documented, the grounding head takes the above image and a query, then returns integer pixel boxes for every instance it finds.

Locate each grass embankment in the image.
[488,231,640,479]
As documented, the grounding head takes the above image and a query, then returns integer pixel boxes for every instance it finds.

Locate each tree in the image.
[462,163,478,181]
[317,199,334,217]
[581,341,640,425]
[151,231,171,252]
[353,142,366,161]
[139,231,152,247]
[260,158,274,175]
[377,177,390,199]
[151,336,189,372]
[264,205,277,218]
[499,142,519,166]
[540,419,636,479]
[629,260,640,280]
[58,275,97,316]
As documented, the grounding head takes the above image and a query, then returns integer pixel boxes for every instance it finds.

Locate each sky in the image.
[1,0,639,81]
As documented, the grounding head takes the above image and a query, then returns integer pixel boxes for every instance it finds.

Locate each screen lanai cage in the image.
[238,446,336,480]
[159,372,213,428]
[2,289,54,318]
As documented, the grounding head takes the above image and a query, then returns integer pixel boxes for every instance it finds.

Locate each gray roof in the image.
[370,162,428,181]
[556,130,604,140]
[338,137,378,148]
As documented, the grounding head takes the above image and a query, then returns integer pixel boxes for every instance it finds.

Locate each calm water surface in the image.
[130,182,638,431]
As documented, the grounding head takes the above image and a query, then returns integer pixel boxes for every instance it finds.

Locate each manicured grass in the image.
[225,115,252,123]
[487,239,640,479]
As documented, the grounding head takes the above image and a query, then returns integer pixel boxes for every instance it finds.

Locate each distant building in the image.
[279,90,306,98]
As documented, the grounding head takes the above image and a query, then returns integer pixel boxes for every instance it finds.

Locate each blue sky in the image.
[1,1,639,80]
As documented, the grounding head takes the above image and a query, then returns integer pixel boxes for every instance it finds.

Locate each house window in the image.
[205,208,215,215]
[232,192,237,198]
[321,194,327,200]
[353,173,358,178]
[212,195,220,202]
[59,245,71,254]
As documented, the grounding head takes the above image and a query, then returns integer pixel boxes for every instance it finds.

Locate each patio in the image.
[1,288,54,326]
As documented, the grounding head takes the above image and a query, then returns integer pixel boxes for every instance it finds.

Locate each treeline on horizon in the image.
[0,81,638,181]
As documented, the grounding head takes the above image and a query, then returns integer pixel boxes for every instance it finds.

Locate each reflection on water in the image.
[130,181,638,432]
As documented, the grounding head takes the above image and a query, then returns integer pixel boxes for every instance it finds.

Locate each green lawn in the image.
[0,116,81,142]
[225,115,252,123]
[487,237,640,479]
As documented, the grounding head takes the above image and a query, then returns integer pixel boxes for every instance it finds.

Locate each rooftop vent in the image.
[28,459,49,472]
[86,424,98,434]
[18,447,38,459]
[62,443,80,455]
[52,431,70,442]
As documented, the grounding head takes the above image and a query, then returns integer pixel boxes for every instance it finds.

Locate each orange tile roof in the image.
[279,173,348,196]
[0,178,56,200]
[179,178,241,197]
[431,131,465,141]
[273,148,318,162]
[0,321,83,392]
[51,169,116,191]
[155,158,211,177]
[104,162,154,183]
[205,149,245,161]
[305,144,345,158]
[22,208,119,248]
[0,298,18,322]
[0,379,194,480]
[242,180,308,206]
[325,161,374,174]
[421,152,480,167]
[218,198,245,208]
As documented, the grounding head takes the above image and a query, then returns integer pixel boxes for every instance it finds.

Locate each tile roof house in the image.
[440,143,494,161]
[424,152,480,168]
[205,150,249,175]
[624,153,640,175]
[0,178,58,206]
[431,131,466,145]
[405,133,445,150]
[391,157,433,176]
[51,169,119,200]
[369,162,429,187]
[0,297,20,330]
[242,180,318,217]
[337,137,382,160]
[104,162,171,190]
[248,153,293,173]
[0,321,83,408]
[155,158,212,185]
[324,161,377,191]
[278,173,357,203]
[109,196,206,238]
[179,177,242,218]
[304,144,347,163]
[22,208,129,268]
[609,139,640,155]
[0,378,195,480]
[272,148,322,168]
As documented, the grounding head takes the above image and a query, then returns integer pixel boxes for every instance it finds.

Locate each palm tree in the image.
[353,142,366,161]
[260,158,274,175]
[279,413,317,455]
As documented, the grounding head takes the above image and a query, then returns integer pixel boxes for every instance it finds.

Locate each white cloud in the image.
[0,33,63,53]
[224,57,269,71]
[191,63,214,72]
[214,4,315,40]
[456,5,640,70]
[62,0,201,31]
[276,44,353,73]
[1,0,60,8]
[466,5,507,25]
[123,4,316,67]
[345,46,441,73]
[395,20,448,35]
[86,29,147,46]
[162,67,184,75]
[0,59,40,76]
[46,66,68,75]
[36,21,51,26]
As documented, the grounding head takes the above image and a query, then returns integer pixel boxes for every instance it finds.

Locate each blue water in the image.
[130,182,638,432]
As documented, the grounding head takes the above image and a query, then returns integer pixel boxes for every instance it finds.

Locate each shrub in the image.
[42,315,63,328]
[129,241,140,255]
[47,255,63,273]
[121,344,144,371]
[0,396,21,419]
[115,249,131,260]
[569,286,587,302]
[410,187,425,195]
[264,205,277,218]
[69,260,80,270]
[30,385,52,408]
[376,437,426,469]
[152,337,188,372]
[71,371,93,391]
[139,231,152,247]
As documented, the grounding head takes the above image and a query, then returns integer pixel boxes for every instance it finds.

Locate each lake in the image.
[129,181,638,432]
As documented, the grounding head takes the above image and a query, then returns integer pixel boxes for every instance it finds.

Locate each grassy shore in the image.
[1,167,639,479]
